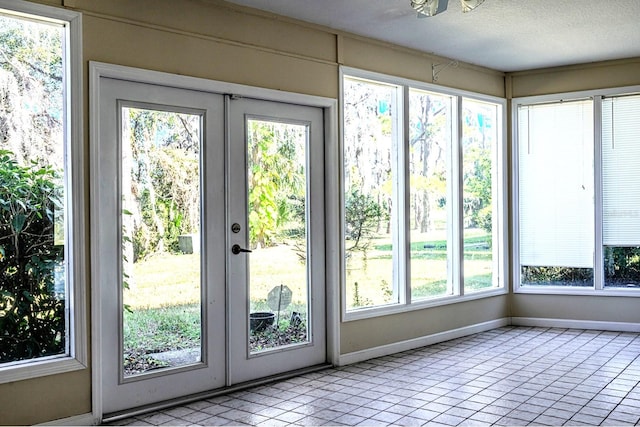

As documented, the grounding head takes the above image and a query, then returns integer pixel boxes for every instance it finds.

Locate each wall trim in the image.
[337,318,510,366]
[38,413,97,426]
[511,317,640,332]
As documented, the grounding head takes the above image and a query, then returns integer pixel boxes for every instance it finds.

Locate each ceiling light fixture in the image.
[410,0,485,17]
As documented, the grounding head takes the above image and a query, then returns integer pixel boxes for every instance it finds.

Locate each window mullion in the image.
[512,103,523,292]
[452,96,463,296]
[391,84,406,305]
[402,85,411,305]
[594,95,604,290]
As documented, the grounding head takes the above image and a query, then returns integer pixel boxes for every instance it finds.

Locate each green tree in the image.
[463,144,492,232]
[123,108,201,261]
[248,121,305,248]
[409,93,448,233]
[344,188,385,253]
[0,16,63,165]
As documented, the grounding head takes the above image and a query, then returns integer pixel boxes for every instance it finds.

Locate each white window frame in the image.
[341,67,507,321]
[0,0,85,383]
[513,85,640,297]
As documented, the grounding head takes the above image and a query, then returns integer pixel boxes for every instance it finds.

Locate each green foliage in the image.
[344,188,386,252]
[604,247,640,284]
[0,150,65,363]
[0,16,63,166]
[351,281,371,307]
[150,148,196,252]
[464,146,493,233]
[123,304,201,354]
[125,109,201,261]
[522,266,593,285]
[248,121,305,248]
[0,16,62,96]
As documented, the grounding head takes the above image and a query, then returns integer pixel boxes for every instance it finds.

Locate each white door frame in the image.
[89,61,340,421]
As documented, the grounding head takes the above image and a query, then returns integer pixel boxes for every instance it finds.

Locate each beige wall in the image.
[0,369,90,426]
[511,294,640,324]
[5,0,638,424]
[508,58,640,98]
[341,296,508,354]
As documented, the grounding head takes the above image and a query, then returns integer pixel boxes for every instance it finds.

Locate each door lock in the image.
[231,244,252,255]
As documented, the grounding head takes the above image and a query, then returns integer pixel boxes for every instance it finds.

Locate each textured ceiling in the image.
[223,0,640,72]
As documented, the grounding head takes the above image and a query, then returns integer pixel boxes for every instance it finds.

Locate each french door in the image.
[227,98,326,384]
[93,77,325,416]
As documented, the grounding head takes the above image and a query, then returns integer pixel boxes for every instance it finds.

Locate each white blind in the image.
[602,95,640,246]
[518,101,594,267]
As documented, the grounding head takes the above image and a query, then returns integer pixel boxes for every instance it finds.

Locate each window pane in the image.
[409,89,452,300]
[518,100,594,287]
[121,107,202,377]
[0,14,66,364]
[602,95,640,288]
[343,77,398,309]
[246,120,310,353]
[462,99,499,292]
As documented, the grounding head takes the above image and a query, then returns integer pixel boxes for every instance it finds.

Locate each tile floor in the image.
[109,327,640,426]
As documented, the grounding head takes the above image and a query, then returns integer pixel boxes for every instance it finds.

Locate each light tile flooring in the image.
[110,327,640,426]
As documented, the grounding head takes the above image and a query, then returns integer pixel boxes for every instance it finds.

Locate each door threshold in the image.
[102,363,333,423]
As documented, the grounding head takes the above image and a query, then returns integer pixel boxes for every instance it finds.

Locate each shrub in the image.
[344,188,385,252]
[0,150,65,363]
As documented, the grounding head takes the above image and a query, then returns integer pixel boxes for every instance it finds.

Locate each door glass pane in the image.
[409,89,453,300]
[246,119,309,354]
[121,107,202,377]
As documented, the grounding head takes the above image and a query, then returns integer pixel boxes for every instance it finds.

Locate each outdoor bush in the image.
[0,150,65,363]
[344,188,386,252]
[521,266,592,285]
[604,246,640,283]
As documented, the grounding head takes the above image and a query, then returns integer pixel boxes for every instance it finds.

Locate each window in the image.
[342,69,506,316]
[409,89,453,300]
[602,94,640,288]
[343,77,400,308]
[517,100,594,287]
[462,99,501,293]
[514,89,640,293]
[0,1,83,382]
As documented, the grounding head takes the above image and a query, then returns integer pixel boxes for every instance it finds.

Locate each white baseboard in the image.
[337,318,510,366]
[39,413,97,426]
[511,317,640,332]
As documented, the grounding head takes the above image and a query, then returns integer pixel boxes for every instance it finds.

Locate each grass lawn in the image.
[123,228,495,365]
[122,244,309,366]
[346,228,496,307]
[124,253,201,309]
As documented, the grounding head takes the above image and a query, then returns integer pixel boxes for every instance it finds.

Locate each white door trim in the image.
[89,61,340,421]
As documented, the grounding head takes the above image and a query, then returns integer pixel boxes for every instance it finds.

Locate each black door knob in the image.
[231,244,252,255]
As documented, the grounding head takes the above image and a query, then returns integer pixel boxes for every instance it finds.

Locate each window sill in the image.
[514,286,640,297]
[343,287,508,322]
[0,356,87,385]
